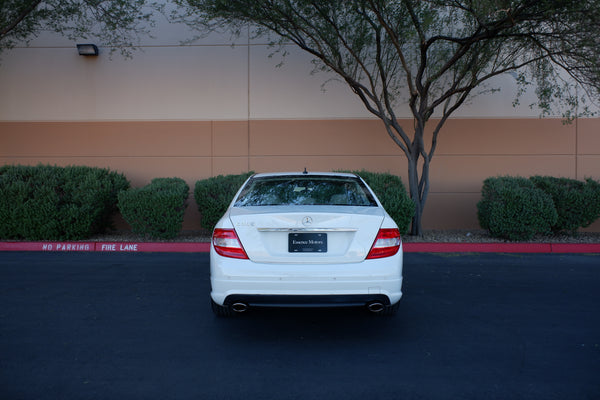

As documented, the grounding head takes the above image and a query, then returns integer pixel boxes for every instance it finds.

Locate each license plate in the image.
[289,233,327,253]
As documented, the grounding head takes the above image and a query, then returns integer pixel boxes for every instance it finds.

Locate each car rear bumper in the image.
[222,293,394,308]
[210,249,403,307]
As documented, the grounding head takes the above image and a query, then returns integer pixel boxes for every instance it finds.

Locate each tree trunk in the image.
[406,145,431,237]
[407,154,423,236]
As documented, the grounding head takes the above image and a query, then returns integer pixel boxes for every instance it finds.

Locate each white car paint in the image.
[209,172,403,315]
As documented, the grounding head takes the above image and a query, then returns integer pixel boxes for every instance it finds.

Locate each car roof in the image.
[251,171,359,179]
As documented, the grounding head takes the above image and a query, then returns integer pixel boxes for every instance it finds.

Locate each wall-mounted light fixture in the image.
[77,44,99,56]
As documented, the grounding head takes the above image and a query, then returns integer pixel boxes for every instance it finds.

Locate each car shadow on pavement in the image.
[207,305,405,344]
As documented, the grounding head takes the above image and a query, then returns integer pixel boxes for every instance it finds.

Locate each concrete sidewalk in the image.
[1,240,599,253]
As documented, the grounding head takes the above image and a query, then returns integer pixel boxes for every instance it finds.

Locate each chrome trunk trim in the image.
[257,228,358,232]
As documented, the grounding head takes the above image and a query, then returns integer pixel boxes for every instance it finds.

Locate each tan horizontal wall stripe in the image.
[1,118,599,231]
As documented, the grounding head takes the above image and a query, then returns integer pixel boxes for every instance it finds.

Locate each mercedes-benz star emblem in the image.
[302,216,313,226]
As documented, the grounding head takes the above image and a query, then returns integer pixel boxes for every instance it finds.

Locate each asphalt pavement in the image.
[0,252,599,400]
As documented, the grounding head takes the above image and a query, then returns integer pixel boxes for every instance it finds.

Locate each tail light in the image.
[366,228,401,259]
[212,228,248,259]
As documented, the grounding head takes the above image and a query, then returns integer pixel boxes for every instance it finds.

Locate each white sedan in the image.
[210,171,403,316]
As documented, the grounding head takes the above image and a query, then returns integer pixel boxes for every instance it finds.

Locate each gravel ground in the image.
[85,229,600,244]
[401,229,600,243]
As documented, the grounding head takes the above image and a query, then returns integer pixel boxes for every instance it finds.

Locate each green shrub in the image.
[194,172,254,230]
[347,170,415,235]
[530,176,600,233]
[118,178,189,239]
[478,176,533,230]
[478,176,558,241]
[0,164,129,240]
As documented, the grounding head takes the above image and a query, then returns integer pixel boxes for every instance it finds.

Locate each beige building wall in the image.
[2,118,599,231]
[1,16,599,232]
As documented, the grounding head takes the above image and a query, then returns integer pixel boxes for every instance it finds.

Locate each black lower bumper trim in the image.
[224,294,391,308]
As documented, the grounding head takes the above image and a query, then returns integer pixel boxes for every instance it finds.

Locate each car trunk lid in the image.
[229,206,385,263]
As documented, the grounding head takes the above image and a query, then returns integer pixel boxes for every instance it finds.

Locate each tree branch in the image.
[0,0,43,38]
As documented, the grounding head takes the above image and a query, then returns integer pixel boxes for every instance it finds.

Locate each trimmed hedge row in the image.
[118,178,189,239]
[478,177,558,241]
[0,168,416,239]
[530,176,600,233]
[344,170,415,235]
[5,166,596,243]
[478,176,600,240]
[0,164,129,240]
[194,171,254,230]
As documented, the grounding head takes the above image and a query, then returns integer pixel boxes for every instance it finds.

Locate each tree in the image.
[0,0,162,56]
[173,0,600,235]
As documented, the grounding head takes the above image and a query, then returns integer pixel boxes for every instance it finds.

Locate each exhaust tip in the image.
[367,302,385,313]
[231,302,249,313]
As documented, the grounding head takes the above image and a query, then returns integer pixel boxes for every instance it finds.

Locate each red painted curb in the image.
[549,243,600,253]
[0,242,211,253]
[95,242,211,253]
[0,241,598,253]
[0,242,96,252]
[402,242,552,253]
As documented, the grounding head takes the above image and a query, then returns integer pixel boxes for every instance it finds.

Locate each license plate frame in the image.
[288,232,328,253]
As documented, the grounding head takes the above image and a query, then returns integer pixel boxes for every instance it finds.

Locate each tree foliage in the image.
[0,0,162,56]
[173,0,600,235]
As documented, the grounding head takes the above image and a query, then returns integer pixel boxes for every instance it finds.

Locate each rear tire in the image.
[211,298,234,317]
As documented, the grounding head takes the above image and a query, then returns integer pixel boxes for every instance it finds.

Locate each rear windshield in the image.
[234,175,378,207]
